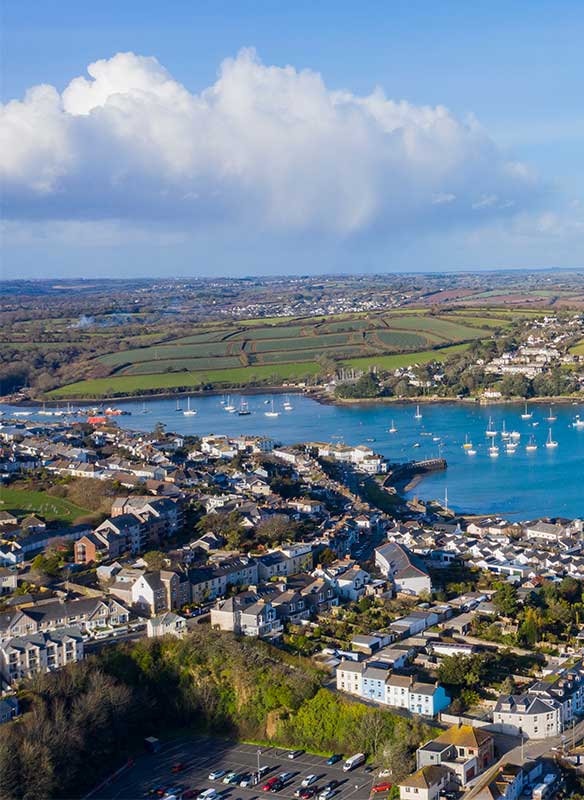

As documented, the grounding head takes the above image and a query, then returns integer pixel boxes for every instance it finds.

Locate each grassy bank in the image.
[0,486,91,524]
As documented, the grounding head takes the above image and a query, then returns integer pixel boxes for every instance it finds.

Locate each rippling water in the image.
[3,394,584,519]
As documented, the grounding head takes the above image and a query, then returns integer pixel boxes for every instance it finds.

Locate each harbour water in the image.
[2,395,584,519]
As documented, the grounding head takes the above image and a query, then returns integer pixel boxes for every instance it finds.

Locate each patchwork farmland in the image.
[49,309,513,398]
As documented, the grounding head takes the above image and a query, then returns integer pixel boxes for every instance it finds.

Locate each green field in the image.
[0,487,91,524]
[47,309,495,397]
[342,343,471,371]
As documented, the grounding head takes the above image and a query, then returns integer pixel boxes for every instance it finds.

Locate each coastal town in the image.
[1,409,584,798]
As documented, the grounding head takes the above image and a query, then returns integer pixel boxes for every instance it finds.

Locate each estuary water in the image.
[3,394,584,519]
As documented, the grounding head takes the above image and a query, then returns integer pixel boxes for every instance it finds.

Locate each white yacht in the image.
[224,395,236,413]
[264,399,279,418]
[283,396,293,411]
[389,420,397,433]
[545,428,558,449]
[486,417,497,437]
[414,405,422,420]
[521,402,532,420]
[546,406,557,422]
[526,435,538,452]
[183,397,197,416]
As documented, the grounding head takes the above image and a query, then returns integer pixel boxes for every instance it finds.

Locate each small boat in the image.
[510,430,521,440]
[486,417,497,437]
[506,442,517,453]
[183,397,197,416]
[413,442,420,448]
[237,399,251,416]
[224,395,236,413]
[366,437,376,443]
[532,421,539,427]
[488,444,499,457]
[414,405,422,420]
[432,436,441,442]
[547,406,557,422]
[389,421,397,433]
[264,399,279,418]
[466,448,477,456]
[220,395,226,405]
[38,403,52,416]
[545,428,558,449]
[501,421,510,440]
[264,399,271,405]
[521,402,532,420]
[526,435,538,452]
[283,395,293,411]
[141,402,149,414]
[462,435,473,450]
[573,415,584,429]
[13,411,32,417]
[175,399,181,412]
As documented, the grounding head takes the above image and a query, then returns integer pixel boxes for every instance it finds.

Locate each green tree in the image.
[493,583,519,617]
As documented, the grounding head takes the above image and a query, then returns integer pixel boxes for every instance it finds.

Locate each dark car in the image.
[326,755,341,766]
[299,789,316,800]
[323,781,339,791]
[270,781,284,793]
[172,763,186,774]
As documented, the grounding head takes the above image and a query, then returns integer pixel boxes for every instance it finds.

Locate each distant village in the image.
[1,413,583,798]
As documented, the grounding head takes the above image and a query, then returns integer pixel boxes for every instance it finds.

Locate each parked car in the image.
[372,783,393,793]
[270,781,284,793]
[318,789,335,800]
[326,755,342,766]
[225,773,243,785]
[258,766,270,777]
[197,791,219,800]
[183,791,198,799]
[209,771,226,781]
[301,776,317,788]
[164,787,185,797]
[222,773,237,785]
[288,750,304,759]
[298,790,316,800]
[263,778,280,792]
[323,781,339,792]
[279,773,293,783]
[239,775,254,788]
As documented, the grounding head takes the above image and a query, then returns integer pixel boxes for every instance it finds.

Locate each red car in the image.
[172,763,186,774]
[372,783,393,793]
[263,778,279,792]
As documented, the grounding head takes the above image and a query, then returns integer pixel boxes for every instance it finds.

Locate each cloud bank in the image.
[1,49,539,238]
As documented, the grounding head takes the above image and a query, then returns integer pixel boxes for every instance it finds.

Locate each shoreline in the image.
[6,388,582,408]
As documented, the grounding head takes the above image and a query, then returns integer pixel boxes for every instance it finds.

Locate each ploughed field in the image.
[48,308,529,398]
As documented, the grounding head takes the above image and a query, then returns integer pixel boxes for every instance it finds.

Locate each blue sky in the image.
[2,0,583,277]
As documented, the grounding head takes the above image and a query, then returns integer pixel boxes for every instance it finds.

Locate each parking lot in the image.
[93,737,377,800]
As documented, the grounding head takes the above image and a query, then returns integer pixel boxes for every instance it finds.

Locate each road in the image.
[91,737,377,800]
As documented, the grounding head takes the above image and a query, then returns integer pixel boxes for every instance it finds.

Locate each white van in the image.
[197,790,219,800]
[343,753,366,772]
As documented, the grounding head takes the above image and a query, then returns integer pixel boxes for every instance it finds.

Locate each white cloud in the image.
[1,49,540,238]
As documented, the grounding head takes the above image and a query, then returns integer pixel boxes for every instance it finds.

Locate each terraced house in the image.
[0,627,84,683]
[0,596,129,637]
[335,660,450,717]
